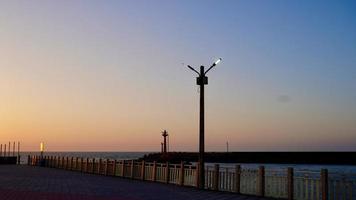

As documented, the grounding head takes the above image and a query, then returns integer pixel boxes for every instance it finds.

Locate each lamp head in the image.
[214,58,222,66]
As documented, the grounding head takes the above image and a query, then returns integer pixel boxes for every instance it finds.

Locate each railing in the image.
[265,169,287,198]
[28,155,355,200]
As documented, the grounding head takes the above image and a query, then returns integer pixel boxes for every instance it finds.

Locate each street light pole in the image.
[199,66,205,189]
[187,58,222,189]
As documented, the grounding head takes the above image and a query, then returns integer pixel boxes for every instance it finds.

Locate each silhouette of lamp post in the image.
[162,130,169,154]
[186,58,222,189]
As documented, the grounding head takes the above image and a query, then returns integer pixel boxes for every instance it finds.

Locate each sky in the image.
[0,0,355,152]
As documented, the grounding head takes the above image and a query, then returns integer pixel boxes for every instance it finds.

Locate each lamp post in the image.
[186,58,222,189]
[162,130,169,154]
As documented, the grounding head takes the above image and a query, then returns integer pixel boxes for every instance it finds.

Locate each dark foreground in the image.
[0,165,271,200]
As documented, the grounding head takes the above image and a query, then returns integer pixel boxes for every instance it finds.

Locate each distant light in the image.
[214,58,222,65]
[40,142,44,152]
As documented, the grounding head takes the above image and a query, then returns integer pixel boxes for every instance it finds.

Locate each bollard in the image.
[80,157,84,172]
[213,164,220,191]
[287,167,294,200]
[75,157,78,170]
[92,158,95,173]
[105,159,109,176]
[152,161,157,182]
[98,159,102,174]
[258,166,265,197]
[141,160,145,180]
[235,165,241,193]
[66,157,69,169]
[113,160,117,176]
[195,162,200,188]
[165,162,170,184]
[121,160,125,177]
[321,169,328,200]
[85,158,89,172]
[179,161,185,186]
[66,157,69,170]
[131,160,134,179]
[53,156,55,168]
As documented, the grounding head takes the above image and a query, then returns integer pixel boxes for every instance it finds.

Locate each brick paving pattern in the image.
[0,165,274,200]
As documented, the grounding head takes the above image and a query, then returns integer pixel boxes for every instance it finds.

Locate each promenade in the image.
[0,165,271,200]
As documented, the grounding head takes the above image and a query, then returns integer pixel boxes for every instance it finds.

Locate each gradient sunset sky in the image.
[1,1,355,151]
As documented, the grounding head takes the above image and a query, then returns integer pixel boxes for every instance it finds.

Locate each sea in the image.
[19,152,356,178]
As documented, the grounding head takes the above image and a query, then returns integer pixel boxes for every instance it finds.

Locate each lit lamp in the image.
[40,142,44,158]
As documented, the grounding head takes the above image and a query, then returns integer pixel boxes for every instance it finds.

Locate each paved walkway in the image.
[0,165,273,200]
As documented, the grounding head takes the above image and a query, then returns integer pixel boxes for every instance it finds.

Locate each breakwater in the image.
[141,152,356,165]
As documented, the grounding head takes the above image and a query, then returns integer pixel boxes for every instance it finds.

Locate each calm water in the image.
[20,151,356,177]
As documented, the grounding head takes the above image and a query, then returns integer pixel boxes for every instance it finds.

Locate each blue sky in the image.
[0,0,355,151]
